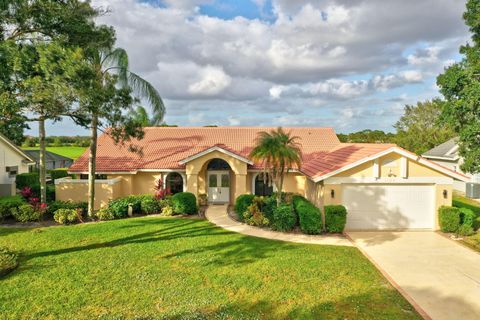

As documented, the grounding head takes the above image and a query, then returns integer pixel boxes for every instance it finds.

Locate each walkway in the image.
[348,231,480,320]
[205,204,352,246]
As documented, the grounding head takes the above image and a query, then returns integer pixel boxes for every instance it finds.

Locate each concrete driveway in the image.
[347,231,480,320]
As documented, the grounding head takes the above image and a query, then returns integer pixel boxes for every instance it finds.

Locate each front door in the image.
[208,171,230,203]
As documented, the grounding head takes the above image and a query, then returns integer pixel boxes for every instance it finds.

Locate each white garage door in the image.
[342,184,435,230]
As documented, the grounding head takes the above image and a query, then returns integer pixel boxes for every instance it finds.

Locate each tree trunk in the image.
[39,117,47,203]
[277,168,285,206]
[87,113,98,217]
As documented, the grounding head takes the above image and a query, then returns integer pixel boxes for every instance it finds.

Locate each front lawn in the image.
[0,217,419,319]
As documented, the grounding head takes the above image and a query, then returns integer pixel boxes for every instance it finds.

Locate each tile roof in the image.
[301,143,396,179]
[69,127,342,174]
[422,137,459,160]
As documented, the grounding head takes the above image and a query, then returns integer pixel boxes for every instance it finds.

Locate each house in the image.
[22,150,73,171]
[0,133,35,196]
[422,138,480,193]
[57,127,468,230]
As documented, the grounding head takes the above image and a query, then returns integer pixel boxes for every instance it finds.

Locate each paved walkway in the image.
[205,204,352,246]
[347,231,480,320]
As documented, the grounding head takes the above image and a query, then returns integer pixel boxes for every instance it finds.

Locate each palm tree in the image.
[84,48,164,216]
[249,127,302,206]
[130,105,164,126]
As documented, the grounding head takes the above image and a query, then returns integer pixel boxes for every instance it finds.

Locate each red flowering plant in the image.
[154,178,171,200]
[20,187,33,200]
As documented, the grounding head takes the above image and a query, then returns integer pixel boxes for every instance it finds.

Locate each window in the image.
[6,166,18,178]
[221,174,230,187]
[255,173,273,196]
[209,174,217,187]
[166,172,183,194]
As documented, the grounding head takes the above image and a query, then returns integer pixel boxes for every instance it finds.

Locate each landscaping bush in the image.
[262,196,276,222]
[271,204,297,232]
[457,224,474,236]
[29,184,56,202]
[0,196,26,221]
[16,173,38,190]
[474,216,480,231]
[293,196,322,234]
[438,206,461,233]
[47,200,87,216]
[158,197,173,209]
[234,194,255,221]
[11,204,43,222]
[171,192,197,215]
[161,205,174,216]
[453,198,480,217]
[140,195,161,214]
[459,207,476,229]
[54,208,80,225]
[95,208,115,221]
[243,201,269,227]
[49,169,70,181]
[0,247,18,277]
[108,195,142,218]
[324,205,347,233]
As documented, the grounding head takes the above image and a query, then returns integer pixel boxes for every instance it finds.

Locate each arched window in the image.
[166,172,183,194]
[254,173,273,196]
[207,158,231,170]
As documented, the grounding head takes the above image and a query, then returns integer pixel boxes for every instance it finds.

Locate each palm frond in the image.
[127,71,165,119]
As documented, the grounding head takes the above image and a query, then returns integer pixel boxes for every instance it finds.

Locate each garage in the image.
[342,184,435,230]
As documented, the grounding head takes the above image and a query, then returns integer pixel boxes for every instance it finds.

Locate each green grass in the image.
[0,217,420,319]
[23,146,87,160]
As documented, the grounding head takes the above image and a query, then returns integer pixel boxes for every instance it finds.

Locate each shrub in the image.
[161,205,174,216]
[54,208,79,225]
[95,208,115,221]
[272,204,297,232]
[0,196,26,221]
[262,196,277,222]
[158,198,173,209]
[293,196,322,234]
[11,204,42,222]
[108,195,142,218]
[16,173,39,190]
[243,202,269,227]
[49,169,70,180]
[474,216,480,231]
[453,198,480,217]
[234,194,255,221]
[140,195,161,214]
[171,192,197,215]
[459,208,476,229]
[438,206,461,233]
[0,247,18,277]
[47,200,87,216]
[457,224,474,236]
[324,205,347,233]
[29,184,55,202]
[198,193,208,206]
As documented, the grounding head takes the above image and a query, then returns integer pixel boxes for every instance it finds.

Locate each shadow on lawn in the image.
[23,217,294,267]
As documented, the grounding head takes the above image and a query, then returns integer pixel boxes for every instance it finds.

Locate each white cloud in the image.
[188,65,232,96]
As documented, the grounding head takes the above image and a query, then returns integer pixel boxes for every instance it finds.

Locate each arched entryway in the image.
[207,158,231,203]
[253,172,274,196]
[164,172,184,194]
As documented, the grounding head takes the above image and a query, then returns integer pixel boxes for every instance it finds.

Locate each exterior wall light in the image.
[443,189,448,199]
[331,189,335,198]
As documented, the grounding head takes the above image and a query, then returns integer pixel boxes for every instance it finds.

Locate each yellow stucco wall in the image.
[55,179,122,210]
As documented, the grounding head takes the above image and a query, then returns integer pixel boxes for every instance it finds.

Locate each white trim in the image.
[324,176,453,185]
[137,169,186,172]
[68,171,137,175]
[163,171,187,192]
[445,144,459,156]
[373,159,380,178]
[251,172,277,195]
[422,155,460,161]
[55,177,122,185]
[313,147,470,183]
[178,146,253,165]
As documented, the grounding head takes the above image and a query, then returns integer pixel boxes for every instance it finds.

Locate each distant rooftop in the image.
[422,138,459,160]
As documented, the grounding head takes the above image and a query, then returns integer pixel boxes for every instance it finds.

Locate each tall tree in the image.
[130,105,165,126]
[0,0,115,202]
[394,99,455,155]
[80,48,164,216]
[250,127,302,206]
[437,0,480,174]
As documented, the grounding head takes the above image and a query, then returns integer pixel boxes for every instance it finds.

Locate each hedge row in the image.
[439,205,479,236]
[292,196,322,234]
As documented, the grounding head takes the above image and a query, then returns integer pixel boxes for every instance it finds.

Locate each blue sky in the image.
[27,0,470,136]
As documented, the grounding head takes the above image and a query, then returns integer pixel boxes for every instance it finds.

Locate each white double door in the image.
[208,171,230,203]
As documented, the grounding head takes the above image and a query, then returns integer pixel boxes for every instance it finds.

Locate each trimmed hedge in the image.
[234,194,255,221]
[11,204,42,222]
[459,207,476,229]
[171,192,197,215]
[16,173,39,190]
[0,196,26,221]
[108,196,142,218]
[438,206,461,233]
[29,184,56,202]
[140,195,161,214]
[453,198,480,217]
[324,205,347,233]
[54,208,79,225]
[47,200,87,216]
[49,169,70,180]
[262,196,277,222]
[293,196,322,234]
[271,204,297,232]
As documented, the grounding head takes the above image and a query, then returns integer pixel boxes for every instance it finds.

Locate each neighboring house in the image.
[23,150,73,171]
[0,134,35,196]
[57,127,468,230]
[422,138,480,193]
